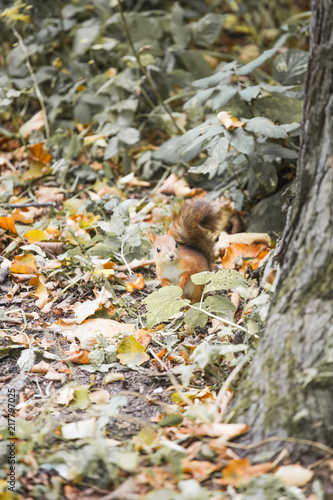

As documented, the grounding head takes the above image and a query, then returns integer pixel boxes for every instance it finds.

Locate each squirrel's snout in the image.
[168,253,174,260]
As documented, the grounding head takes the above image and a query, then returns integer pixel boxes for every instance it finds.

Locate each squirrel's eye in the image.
[156,246,161,253]
[175,242,178,248]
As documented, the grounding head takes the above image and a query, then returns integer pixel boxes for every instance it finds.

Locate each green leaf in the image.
[171,3,191,48]
[253,162,278,193]
[273,49,309,86]
[192,61,238,88]
[245,117,288,139]
[238,33,289,76]
[152,136,182,163]
[205,295,236,321]
[189,136,229,175]
[104,137,120,160]
[184,304,208,328]
[253,96,303,123]
[158,415,184,427]
[192,14,226,47]
[191,342,247,369]
[258,143,299,159]
[73,19,100,55]
[224,128,255,155]
[118,127,140,145]
[143,287,187,327]
[212,86,238,110]
[184,87,216,109]
[203,270,248,293]
[72,387,91,410]
[239,85,261,102]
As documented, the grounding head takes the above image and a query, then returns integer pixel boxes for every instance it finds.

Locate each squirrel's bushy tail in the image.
[170,200,229,268]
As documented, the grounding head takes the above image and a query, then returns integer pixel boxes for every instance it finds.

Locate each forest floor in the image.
[1,144,332,500]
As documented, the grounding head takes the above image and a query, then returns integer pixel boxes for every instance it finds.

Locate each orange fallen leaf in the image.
[63,350,91,364]
[28,142,53,164]
[117,336,150,366]
[217,458,273,486]
[29,273,48,309]
[182,459,219,482]
[222,242,270,273]
[217,111,246,130]
[11,253,37,274]
[134,329,152,349]
[0,216,17,234]
[129,273,145,290]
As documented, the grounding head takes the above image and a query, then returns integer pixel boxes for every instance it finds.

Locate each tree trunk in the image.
[233,0,333,457]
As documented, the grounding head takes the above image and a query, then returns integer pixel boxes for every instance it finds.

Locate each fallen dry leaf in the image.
[104,372,125,384]
[158,173,204,197]
[19,110,45,138]
[57,386,75,405]
[12,206,44,224]
[11,253,37,274]
[29,273,48,309]
[217,111,246,130]
[24,229,48,243]
[63,350,91,364]
[49,318,136,350]
[275,464,314,486]
[28,142,52,164]
[0,216,17,234]
[222,242,270,273]
[217,458,273,486]
[134,329,152,349]
[182,459,219,482]
[89,389,110,404]
[44,371,66,382]
[31,361,50,373]
[117,336,150,366]
[217,231,271,252]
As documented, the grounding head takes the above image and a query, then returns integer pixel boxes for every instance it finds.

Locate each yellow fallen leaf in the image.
[29,273,48,309]
[117,336,150,366]
[24,229,48,243]
[11,253,37,274]
[104,373,125,384]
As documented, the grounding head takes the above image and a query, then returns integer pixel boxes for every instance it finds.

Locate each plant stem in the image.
[116,0,184,135]
[181,299,247,333]
[13,28,50,139]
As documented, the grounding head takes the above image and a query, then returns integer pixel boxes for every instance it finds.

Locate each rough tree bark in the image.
[234,0,333,457]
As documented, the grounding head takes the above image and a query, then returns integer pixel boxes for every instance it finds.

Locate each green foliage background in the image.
[0,0,310,211]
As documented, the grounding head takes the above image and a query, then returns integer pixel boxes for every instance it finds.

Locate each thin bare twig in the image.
[226,436,333,456]
[214,353,251,417]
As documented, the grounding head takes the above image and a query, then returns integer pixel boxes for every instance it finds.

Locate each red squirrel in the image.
[148,200,229,303]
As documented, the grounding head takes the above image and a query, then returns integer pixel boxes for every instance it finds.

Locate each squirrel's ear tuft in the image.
[147,232,156,245]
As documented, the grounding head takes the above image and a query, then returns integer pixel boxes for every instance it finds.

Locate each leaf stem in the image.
[181,299,247,333]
